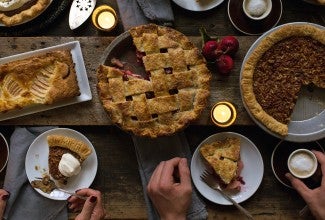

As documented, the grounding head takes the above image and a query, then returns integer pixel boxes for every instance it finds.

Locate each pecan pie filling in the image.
[253,36,324,124]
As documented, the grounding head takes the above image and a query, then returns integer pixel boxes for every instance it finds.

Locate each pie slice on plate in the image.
[200,137,241,185]
[47,135,92,185]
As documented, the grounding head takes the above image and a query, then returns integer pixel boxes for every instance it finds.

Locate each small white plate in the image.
[0,41,92,121]
[191,132,264,205]
[172,0,224,11]
[25,128,98,200]
[240,22,325,142]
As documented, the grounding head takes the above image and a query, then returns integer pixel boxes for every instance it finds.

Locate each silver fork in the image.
[200,170,254,220]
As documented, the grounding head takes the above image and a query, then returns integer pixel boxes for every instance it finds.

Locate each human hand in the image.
[147,157,192,220]
[286,150,325,220]
[0,189,9,219]
[67,188,106,220]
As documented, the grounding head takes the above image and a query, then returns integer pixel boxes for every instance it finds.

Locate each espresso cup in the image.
[0,132,9,173]
[287,149,317,179]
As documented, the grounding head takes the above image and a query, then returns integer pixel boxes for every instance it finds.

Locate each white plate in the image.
[240,22,325,142]
[191,132,264,205]
[0,41,92,121]
[0,0,53,27]
[25,128,98,200]
[172,0,224,11]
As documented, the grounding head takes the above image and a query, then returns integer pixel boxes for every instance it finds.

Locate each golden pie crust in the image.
[47,135,92,184]
[0,50,80,113]
[97,24,211,138]
[200,137,240,184]
[241,24,325,136]
[0,0,51,26]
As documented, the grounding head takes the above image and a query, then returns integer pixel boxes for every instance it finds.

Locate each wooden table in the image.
[0,0,324,219]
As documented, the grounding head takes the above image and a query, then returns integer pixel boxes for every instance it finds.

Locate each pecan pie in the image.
[200,137,241,185]
[0,50,80,113]
[97,24,211,138]
[48,135,92,185]
[0,0,51,26]
[241,24,325,136]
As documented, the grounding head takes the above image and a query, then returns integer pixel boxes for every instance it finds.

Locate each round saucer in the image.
[271,140,324,189]
[228,0,282,35]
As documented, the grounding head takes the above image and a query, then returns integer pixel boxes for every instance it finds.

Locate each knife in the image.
[69,0,96,30]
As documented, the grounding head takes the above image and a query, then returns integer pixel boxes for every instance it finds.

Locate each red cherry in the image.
[218,36,239,56]
[216,55,234,75]
[202,40,220,61]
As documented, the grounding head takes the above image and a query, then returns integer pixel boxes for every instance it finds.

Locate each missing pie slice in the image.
[200,137,241,185]
[47,135,92,185]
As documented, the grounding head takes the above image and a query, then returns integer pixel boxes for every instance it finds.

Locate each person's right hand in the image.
[286,150,325,220]
[0,189,9,219]
[147,157,192,220]
[68,188,106,220]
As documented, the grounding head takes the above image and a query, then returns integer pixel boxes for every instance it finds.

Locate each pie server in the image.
[69,0,96,30]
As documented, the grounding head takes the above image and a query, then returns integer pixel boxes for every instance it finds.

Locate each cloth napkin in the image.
[132,132,208,220]
[3,126,67,220]
[116,0,175,30]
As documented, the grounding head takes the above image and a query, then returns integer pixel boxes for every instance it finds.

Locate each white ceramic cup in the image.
[243,0,272,21]
[287,149,318,179]
[0,132,9,173]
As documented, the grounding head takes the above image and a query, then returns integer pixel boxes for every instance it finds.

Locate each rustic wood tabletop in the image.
[0,0,324,219]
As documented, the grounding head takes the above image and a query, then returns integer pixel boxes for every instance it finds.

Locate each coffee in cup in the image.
[287,149,317,179]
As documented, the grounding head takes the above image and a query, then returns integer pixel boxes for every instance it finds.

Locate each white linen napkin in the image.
[116,0,174,30]
[133,132,208,220]
[3,126,67,220]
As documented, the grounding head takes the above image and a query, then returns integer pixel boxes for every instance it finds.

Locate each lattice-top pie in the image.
[0,50,80,113]
[48,135,92,185]
[241,24,325,136]
[97,24,211,138]
[0,0,51,26]
[200,137,241,185]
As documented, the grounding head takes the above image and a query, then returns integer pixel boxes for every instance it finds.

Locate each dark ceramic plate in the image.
[227,0,282,35]
[271,140,324,189]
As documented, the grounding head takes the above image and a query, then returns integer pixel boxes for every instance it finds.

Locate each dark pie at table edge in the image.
[0,0,51,26]
[241,24,325,136]
[97,24,211,138]
[48,134,92,185]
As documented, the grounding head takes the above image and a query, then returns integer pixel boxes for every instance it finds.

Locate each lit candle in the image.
[211,101,237,127]
[92,5,117,32]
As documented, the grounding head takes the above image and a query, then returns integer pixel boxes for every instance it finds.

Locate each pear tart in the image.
[97,24,211,138]
[200,137,241,185]
[48,135,92,185]
[241,24,325,136]
[0,50,80,113]
[0,0,51,26]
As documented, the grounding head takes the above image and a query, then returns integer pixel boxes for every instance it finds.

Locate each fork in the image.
[200,170,254,220]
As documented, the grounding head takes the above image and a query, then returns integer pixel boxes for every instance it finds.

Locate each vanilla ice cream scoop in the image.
[0,0,32,11]
[59,153,81,177]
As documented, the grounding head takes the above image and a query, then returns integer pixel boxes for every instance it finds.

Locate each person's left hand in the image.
[68,188,106,220]
[0,189,9,219]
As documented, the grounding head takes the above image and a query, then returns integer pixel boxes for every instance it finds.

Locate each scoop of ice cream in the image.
[58,153,81,177]
[246,0,267,17]
[0,0,32,11]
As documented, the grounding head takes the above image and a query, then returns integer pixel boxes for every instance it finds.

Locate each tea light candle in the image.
[92,5,117,32]
[211,101,237,127]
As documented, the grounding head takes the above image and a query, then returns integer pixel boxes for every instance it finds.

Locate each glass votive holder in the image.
[211,101,237,127]
[92,5,118,32]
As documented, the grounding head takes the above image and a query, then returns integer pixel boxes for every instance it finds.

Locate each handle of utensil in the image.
[57,188,87,200]
[216,188,254,220]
